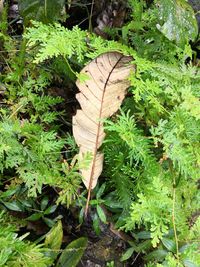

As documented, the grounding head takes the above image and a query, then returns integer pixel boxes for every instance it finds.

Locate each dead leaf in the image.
[0,0,3,14]
[73,52,134,211]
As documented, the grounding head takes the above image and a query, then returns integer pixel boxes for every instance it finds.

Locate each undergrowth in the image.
[0,0,199,266]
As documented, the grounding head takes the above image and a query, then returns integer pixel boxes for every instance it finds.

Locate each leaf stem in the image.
[63,56,76,81]
[88,0,95,32]
[172,175,179,262]
[169,160,180,262]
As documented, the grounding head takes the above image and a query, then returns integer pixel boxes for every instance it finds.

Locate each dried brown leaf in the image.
[73,52,134,196]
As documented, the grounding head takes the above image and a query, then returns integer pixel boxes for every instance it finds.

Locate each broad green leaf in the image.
[156,0,198,47]
[96,183,106,199]
[96,205,107,224]
[18,0,66,24]
[79,207,84,225]
[27,213,42,221]
[43,217,55,227]
[136,231,151,240]
[89,199,99,205]
[104,192,123,209]
[144,249,168,261]
[161,237,176,252]
[41,196,49,211]
[93,213,100,235]
[3,201,24,212]
[19,199,33,208]
[136,240,152,252]
[45,220,63,250]
[183,259,198,267]
[56,237,88,267]
[0,186,20,198]
[120,247,135,261]
[179,244,190,252]
[128,240,152,253]
[104,199,123,210]
[44,205,57,215]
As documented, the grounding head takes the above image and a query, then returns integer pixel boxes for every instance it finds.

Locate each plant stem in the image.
[8,104,24,119]
[88,0,95,33]
[63,56,76,81]
[172,177,179,262]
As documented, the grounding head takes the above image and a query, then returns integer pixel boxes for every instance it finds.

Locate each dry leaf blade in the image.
[73,52,134,194]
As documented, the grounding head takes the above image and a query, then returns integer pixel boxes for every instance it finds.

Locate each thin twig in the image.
[132,252,140,265]
[171,164,180,263]
[172,185,179,261]
[88,0,95,32]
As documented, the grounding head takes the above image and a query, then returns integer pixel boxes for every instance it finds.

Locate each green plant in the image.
[106,261,115,267]
[18,0,67,25]
[123,0,198,58]
[44,220,88,267]
[56,237,88,267]
[78,183,108,235]
[103,59,200,265]
[0,186,59,227]
[0,211,53,267]
[0,210,88,267]
[25,196,58,227]
[102,1,199,266]
[0,53,83,205]
[0,0,199,266]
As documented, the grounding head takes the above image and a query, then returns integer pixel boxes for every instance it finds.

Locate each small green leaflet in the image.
[96,205,107,224]
[120,247,134,261]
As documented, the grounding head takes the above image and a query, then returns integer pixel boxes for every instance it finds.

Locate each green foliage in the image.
[56,237,88,267]
[78,183,108,235]
[0,3,8,35]
[0,117,65,196]
[98,2,200,266]
[24,21,88,64]
[0,210,88,267]
[18,0,67,25]
[103,45,200,263]
[44,220,63,261]
[23,4,200,265]
[45,220,63,250]
[156,0,198,47]
[26,195,58,227]
[0,41,82,207]
[103,111,159,212]
[123,0,198,60]
[104,53,199,267]
[0,114,82,204]
[0,1,199,266]
[0,211,52,267]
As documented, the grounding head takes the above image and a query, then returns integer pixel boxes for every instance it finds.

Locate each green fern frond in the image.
[25,22,88,64]
[105,110,158,172]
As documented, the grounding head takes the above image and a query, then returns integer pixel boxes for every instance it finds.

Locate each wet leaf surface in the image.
[156,0,198,47]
